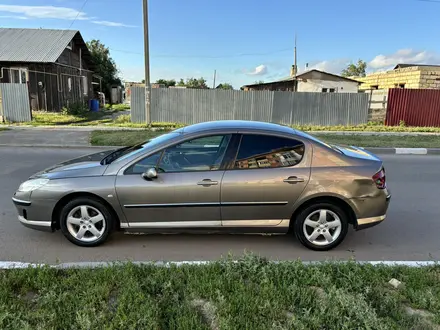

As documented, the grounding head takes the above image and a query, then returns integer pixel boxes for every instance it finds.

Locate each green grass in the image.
[90,130,169,146]
[0,255,439,329]
[317,134,440,148]
[104,103,131,111]
[90,129,440,148]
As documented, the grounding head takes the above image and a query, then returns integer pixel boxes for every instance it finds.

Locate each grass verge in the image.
[90,129,440,148]
[1,255,439,329]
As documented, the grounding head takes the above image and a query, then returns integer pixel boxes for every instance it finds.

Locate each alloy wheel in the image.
[66,205,106,243]
[302,209,342,246]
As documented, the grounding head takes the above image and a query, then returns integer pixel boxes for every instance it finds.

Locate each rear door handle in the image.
[283,176,305,184]
[197,179,218,186]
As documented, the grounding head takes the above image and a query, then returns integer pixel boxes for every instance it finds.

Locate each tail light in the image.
[372,167,386,189]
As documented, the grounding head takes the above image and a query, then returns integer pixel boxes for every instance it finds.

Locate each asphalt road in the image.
[1,147,439,264]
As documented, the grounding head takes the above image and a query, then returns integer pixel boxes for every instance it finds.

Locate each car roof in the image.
[179,120,297,135]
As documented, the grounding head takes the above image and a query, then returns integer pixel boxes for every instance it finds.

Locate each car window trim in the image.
[123,133,235,175]
[227,133,306,171]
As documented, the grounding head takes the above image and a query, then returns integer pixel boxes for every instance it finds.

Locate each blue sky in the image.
[1,0,440,88]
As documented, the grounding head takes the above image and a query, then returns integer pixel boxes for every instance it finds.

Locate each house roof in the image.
[394,63,440,69]
[0,28,88,63]
[242,69,360,88]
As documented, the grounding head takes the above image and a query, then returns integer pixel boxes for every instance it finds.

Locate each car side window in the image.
[125,152,162,174]
[234,134,304,169]
[157,135,231,173]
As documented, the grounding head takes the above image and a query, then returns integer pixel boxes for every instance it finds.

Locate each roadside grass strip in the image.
[1,255,439,329]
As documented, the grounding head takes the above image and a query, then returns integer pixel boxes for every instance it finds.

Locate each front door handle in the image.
[197,179,218,186]
[283,176,305,184]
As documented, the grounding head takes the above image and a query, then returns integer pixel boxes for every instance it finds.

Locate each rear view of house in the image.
[0,28,100,112]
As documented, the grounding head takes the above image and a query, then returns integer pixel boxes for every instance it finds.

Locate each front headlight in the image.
[18,178,50,192]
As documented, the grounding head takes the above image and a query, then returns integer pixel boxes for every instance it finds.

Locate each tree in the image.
[155,79,176,87]
[185,77,209,89]
[216,83,233,90]
[141,79,145,83]
[341,60,367,77]
[177,78,186,86]
[86,39,121,99]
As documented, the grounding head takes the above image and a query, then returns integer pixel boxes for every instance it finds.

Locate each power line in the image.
[68,0,90,29]
[108,47,292,58]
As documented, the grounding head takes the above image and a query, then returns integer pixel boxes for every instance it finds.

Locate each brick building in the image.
[357,64,440,90]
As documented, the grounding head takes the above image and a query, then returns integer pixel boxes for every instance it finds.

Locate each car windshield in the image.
[103,131,181,164]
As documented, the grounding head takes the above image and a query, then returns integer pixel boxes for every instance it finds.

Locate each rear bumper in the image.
[356,214,386,230]
[355,193,390,230]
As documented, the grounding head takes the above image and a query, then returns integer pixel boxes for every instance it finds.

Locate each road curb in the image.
[0,260,437,269]
[363,147,440,155]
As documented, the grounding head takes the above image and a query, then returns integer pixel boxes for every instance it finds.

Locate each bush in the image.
[61,102,89,116]
[114,114,131,124]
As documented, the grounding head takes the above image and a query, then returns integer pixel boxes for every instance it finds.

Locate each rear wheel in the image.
[294,202,348,251]
[60,198,114,247]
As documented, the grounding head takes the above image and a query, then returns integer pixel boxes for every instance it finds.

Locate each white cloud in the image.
[246,64,267,76]
[369,49,440,70]
[0,5,133,28]
[0,15,28,20]
[92,20,136,28]
[0,5,88,20]
[304,58,351,75]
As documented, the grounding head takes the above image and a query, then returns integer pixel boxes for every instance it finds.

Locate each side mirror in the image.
[142,168,158,180]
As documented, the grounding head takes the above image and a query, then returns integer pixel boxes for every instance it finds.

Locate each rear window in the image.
[294,130,342,154]
[234,134,304,169]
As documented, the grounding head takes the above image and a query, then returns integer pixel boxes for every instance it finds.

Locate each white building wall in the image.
[297,79,359,93]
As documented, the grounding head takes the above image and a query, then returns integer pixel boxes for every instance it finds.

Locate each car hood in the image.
[332,144,381,162]
[30,149,116,179]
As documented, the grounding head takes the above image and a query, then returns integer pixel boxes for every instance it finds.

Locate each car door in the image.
[220,133,311,227]
[115,134,232,228]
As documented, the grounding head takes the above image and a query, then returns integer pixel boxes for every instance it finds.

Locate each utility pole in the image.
[213,70,216,89]
[294,34,298,91]
[143,0,151,124]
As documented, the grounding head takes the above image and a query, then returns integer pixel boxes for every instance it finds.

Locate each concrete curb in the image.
[0,260,437,269]
[311,131,440,136]
[363,147,440,155]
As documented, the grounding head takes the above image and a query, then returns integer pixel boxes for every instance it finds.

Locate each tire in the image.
[294,202,349,251]
[59,197,114,247]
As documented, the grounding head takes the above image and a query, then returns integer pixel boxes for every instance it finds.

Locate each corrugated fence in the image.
[386,88,440,127]
[0,83,31,122]
[131,87,369,126]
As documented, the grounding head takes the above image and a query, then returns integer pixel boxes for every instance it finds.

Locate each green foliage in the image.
[341,59,367,77]
[155,79,176,87]
[104,103,130,111]
[216,83,234,90]
[177,78,186,86]
[61,102,88,116]
[400,120,406,127]
[86,39,121,98]
[0,255,439,329]
[185,77,209,89]
[114,114,131,124]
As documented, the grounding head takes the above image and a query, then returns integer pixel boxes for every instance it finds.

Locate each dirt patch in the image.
[191,298,219,330]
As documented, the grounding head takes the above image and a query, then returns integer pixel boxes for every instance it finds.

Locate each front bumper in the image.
[12,196,54,232]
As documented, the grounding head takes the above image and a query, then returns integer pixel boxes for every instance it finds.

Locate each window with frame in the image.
[234,134,304,169]
[125,152,162,175]
[157,134,232,173]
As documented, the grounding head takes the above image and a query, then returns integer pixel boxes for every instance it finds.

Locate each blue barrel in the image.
[90,99,99,112]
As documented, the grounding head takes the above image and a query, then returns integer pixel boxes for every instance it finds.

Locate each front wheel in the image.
[60,198,114,247]
[294,202,349,251]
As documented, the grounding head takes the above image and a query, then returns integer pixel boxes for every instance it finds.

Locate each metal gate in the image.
[0,83,31,122]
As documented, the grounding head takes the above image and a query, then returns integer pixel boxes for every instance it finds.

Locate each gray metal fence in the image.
[131,87,369,126]
[0,83,31,122]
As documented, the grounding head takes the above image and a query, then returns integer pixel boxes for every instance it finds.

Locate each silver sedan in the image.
[12,120,391,251]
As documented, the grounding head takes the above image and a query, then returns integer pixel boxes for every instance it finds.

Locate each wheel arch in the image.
[52,192,121,231]
[289,195,357,231]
